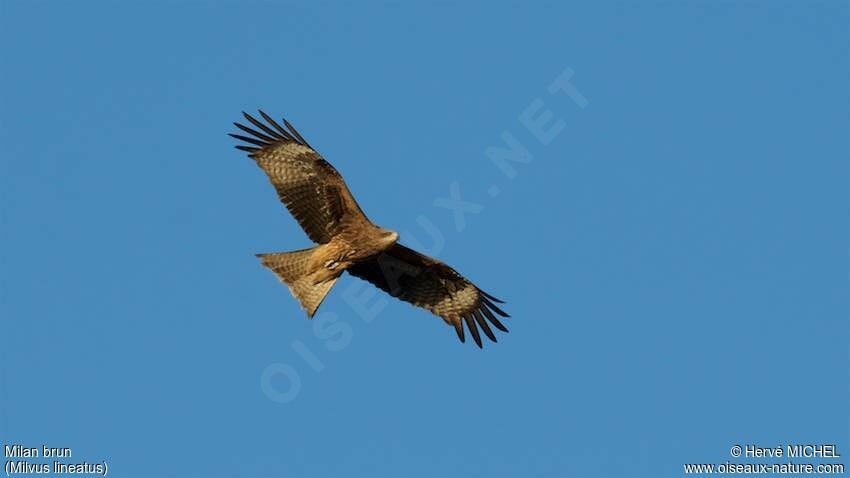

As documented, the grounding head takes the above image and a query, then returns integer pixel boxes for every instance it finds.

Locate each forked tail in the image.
[256,247,339,317]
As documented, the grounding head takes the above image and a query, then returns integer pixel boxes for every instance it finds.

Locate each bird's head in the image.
[380,228,400,246]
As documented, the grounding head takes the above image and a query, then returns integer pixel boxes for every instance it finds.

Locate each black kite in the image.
[230,111,510,347]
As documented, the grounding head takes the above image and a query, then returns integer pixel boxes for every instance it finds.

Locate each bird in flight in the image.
[230,111,510,348]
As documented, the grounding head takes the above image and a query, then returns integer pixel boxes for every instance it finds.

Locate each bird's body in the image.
[231,111,509,347]
[269,226,399,286]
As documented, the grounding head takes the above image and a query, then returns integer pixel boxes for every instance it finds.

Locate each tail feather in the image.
[257,248,338,317]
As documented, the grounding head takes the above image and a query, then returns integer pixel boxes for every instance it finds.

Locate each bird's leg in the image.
[309,251,352,285]
[307,239,356,285]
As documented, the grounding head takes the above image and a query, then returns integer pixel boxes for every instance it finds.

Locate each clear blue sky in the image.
[1,1,847,476]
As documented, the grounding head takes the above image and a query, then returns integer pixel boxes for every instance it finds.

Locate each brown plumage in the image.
[230,111,510,348]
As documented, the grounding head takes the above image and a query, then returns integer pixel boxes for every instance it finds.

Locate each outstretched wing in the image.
[347,244,510,348]
[230,111,369,244]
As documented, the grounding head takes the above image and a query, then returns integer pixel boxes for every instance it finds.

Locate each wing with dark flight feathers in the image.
[229,111,369,244]
[346,243,510,348]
